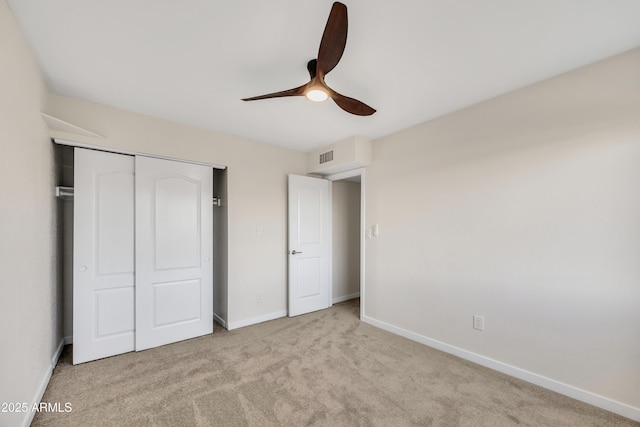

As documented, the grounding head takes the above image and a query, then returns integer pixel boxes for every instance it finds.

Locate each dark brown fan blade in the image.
[242,84,306,101]
[307,59,318,79]
[317,2,348,75]
[328,89,376,116]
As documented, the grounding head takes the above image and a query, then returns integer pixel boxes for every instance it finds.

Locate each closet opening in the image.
[55,144,74,345]
[53,142,228,362]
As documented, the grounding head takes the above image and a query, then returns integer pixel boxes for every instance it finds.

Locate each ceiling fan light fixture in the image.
[241,2,375,115]
[305,88,329,102]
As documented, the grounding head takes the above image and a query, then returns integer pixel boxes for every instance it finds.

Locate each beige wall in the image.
[0,2,62,426]
[332,180,361,301]
[364,48,640,410]
[44,94,308,327]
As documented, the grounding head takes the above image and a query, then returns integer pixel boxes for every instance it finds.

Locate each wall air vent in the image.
[308,136,372,175]
[319,150,334,164]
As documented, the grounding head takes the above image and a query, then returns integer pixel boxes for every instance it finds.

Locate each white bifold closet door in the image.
[73,148,213,364]
[73,149,135,364]
[134,155,213,351]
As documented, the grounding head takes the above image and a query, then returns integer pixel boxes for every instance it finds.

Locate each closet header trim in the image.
[53,138,226,170]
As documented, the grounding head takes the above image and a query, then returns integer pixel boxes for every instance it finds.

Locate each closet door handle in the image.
[291,250,303,255]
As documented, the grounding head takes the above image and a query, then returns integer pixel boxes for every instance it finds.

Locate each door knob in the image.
[291,250,303,255]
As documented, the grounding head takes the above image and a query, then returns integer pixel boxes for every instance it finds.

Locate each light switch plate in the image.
[473,315,485,331]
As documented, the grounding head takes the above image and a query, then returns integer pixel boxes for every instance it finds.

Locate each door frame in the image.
[325,168,366,319]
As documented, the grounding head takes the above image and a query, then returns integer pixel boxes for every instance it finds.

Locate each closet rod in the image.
[55,186,74,199]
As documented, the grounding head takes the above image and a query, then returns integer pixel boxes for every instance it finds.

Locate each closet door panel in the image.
[73,148,135,364]
[155,177,200,269]
[135,156,213,351]
[153,279,201,326]
[96,172,135,275]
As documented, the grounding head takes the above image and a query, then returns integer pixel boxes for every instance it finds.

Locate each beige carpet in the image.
[33,299,636,426]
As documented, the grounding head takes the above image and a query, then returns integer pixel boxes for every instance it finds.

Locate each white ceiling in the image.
[7,0,640,152]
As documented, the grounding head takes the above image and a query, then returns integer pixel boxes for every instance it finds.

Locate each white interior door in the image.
[288,174,331,316]
[73,148,135,364]
[135,156,213,351]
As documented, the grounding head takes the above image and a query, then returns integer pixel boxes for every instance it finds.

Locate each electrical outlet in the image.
[256,226,264,237]
[473,315,485,331]
[257,294,263,303]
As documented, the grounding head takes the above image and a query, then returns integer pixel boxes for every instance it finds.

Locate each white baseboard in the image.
[21,338,66,427]
[361,315,640,423]
[64,335,73,345]
[227,310,287,331]
[213,313,227,330]
[333,292,360,304]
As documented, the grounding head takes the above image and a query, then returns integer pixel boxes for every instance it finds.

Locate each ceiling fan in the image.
[242,2,376,116]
